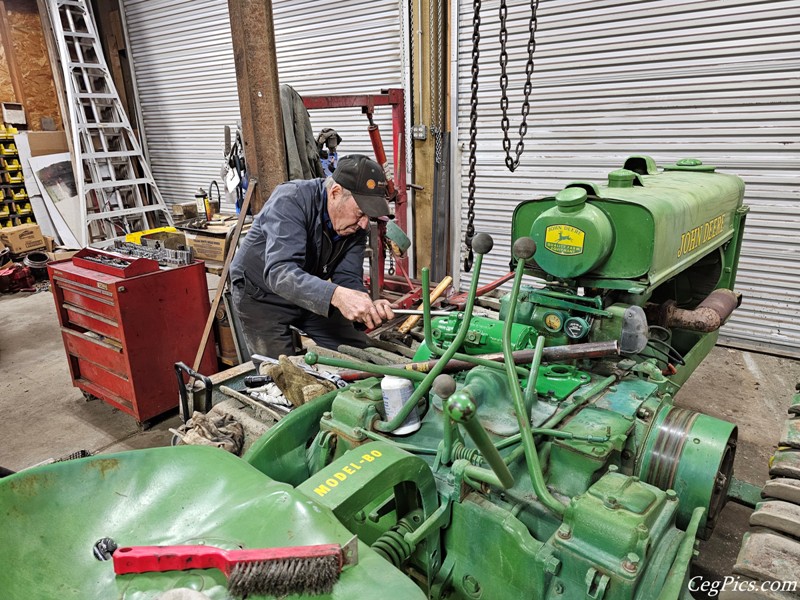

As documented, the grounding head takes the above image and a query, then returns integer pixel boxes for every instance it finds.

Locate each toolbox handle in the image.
[174,361,213,420]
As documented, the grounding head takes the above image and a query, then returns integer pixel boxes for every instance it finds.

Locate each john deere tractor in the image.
[1,156,749,599]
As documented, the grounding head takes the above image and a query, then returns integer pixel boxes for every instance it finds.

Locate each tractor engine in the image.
[246,156,749,599]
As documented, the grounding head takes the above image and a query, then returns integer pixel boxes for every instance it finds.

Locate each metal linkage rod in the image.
[503,237,565,517]
[374,234,494,433]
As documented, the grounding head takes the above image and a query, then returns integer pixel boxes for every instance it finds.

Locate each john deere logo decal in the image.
[544,225,585,256]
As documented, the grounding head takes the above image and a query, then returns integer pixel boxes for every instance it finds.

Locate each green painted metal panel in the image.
[0,446,426,599]
[512,159,745,291]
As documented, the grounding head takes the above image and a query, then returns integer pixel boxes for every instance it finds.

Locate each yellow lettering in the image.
[350,462,362,470]
[314,484,331,497]
[371,450,382,458]
[343,466,355,475]
[677,214,727,258]
[326,478,339,487]
[334,472,347,482]
[362,454,374,463]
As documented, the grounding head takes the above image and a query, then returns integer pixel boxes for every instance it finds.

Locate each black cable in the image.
[648,338,686,365]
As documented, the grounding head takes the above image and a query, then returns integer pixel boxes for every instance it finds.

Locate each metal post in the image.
[227,0,287,214]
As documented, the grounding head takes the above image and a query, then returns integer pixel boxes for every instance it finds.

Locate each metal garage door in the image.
[455,0,800,357]
[122,0,406,212]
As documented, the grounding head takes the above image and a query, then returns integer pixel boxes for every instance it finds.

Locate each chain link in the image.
[463,0,481,272]
[388,249,395,276]
[499,0,539,172]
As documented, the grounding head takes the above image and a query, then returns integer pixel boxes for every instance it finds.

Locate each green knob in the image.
[445,391,476,423]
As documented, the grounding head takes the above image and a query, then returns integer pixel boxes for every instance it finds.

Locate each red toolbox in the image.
[48,248,217,424]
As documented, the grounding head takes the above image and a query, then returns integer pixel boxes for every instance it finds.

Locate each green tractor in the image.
[1,156,749,599]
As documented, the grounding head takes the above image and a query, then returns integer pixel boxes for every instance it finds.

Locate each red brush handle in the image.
[113,544,343,576]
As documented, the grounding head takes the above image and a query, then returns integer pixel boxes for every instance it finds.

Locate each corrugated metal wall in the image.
[121,0,240,208]
[455,0,800,357]
[122,0,404,212]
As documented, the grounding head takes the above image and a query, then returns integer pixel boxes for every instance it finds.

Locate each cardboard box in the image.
[0,223,46,253]
[172,201,198,220]
[184,231,226,262]
[43,235,56,253]
[26,131,69,157]
[47,249,80,262]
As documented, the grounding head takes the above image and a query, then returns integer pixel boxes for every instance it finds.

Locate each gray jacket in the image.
[230,179,367,316]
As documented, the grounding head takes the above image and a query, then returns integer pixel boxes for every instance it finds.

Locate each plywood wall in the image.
[3,0,61,130]
[0,36,12,104]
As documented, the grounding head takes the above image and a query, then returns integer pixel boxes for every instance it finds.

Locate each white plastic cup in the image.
[380,375,420,435]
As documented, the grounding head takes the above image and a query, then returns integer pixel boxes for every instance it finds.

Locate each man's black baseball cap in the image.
[332,154,391,218]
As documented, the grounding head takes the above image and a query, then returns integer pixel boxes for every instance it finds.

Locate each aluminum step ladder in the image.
[47,0,172,247]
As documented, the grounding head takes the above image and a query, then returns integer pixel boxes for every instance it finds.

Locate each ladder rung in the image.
[86,205,169,221]
[76,93,116,99]
[84,150,139,159]
[64,31,93,39]
[85,178,153,190]
[58,0,87,7]
[78,123,127,129]
[69,62,103,70]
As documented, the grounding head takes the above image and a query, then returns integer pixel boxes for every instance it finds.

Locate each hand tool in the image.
[113,537,358,598]
[251,354,347,388]
[392,309,451,316]
[397,275,452,334]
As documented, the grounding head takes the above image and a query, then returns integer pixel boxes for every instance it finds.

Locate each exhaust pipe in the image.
[660,289,740,333]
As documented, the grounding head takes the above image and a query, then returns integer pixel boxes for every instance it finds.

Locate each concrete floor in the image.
[2,287,799,592]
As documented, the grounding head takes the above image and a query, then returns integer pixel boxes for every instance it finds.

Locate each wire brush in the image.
[113,538,358,598]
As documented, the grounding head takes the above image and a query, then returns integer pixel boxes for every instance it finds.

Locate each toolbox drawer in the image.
[62,328,127,377]
[64,304,120,340]
[75,358,133,403]
[57,282,117,320]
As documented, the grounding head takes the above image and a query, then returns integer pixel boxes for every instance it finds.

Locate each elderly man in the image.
[230,154,395,358]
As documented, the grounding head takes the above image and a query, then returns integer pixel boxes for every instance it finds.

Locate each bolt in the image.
[117,286,126,292]
[354,510,366,523]
[693,438,701,444]
[322,412,332,420]
[605,495,618,508]
[553,582,564,595]
[556,526,571,540]
[637,524,649,537]
[462,574,481,597]
[666,489,678,501]
[545,557,561,575]
[352,429,364,440]
[608,464,618,472]
[622,552,640,572]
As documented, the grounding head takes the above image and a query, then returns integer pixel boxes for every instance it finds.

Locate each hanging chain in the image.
[499,0,539,172]
[463,0,481,272]
[429,0,443,165]
[388,249,395,276]
[433,0,445,164]
[405,0,415,170]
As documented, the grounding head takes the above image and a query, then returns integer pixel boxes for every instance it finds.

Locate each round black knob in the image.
[432,374,457,399]
[471,233,494,255]
[513,237,536,260]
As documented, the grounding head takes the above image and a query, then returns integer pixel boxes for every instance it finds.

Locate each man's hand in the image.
[332,287,395,329]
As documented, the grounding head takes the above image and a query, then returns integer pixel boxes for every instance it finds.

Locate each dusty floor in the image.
[1,288,798,594]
